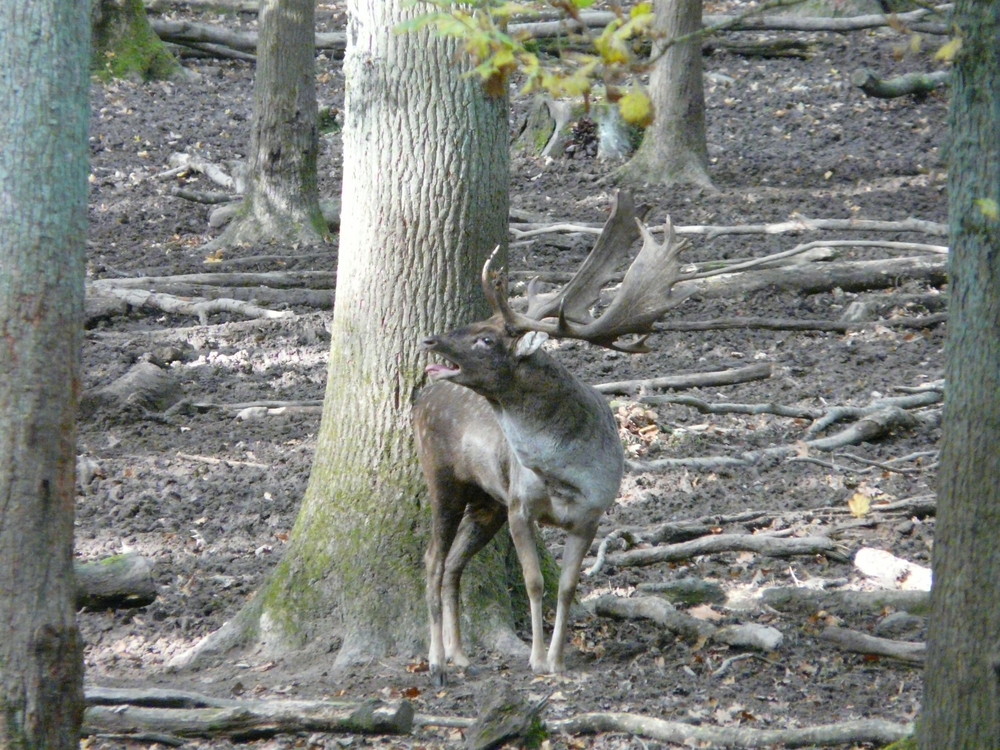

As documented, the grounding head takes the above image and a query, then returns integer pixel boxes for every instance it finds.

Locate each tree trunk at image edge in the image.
[0,1,89,746]
[210,0,327,249]
[191,0,513,668]
[920,2,1000,748]
[618,0,714,190]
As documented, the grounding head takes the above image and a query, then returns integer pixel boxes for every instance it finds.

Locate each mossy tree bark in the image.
[192,0,514,668]
[617,0,714,190]
[91,0,179,80]
[0,0,89,745]
[920,2,1000,747]
[209,0,327,249]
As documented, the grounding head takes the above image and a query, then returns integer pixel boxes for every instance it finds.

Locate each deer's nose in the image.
[421,336,439,350]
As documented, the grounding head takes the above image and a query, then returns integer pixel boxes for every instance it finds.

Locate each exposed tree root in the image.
[629,391,938,473]
[820,626,925,664]
[592,594,784,651]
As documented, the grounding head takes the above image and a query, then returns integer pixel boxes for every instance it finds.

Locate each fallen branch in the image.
[682,240,947,284]
[191,399,324,412]
[150,19,346,58]
[510,215,948,240]
[676,255,948,300]
[852,68,950,98]
[83,695,414,739]
[599,533,841,569]
[552,712,913,747]
[820,626,925,664]
[761,587,930,617]
[94,270,335,290]
[76,553,156,610]
[654,312,947,334]
[146,0,258,12]
[595,363,772,395]
[166,152,238,191]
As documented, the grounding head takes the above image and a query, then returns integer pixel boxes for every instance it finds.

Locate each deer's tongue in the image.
[426,363,460,380]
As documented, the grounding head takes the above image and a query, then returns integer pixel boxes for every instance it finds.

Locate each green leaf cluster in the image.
[398,0,654,122]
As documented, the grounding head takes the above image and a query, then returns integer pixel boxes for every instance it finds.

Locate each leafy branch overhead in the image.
[398,0,657,123]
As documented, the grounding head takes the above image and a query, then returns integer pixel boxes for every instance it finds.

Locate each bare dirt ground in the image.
[78,4,948,748]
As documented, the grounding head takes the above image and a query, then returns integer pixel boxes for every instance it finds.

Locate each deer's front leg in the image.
[546,522,598,673]
[507,506,548,673]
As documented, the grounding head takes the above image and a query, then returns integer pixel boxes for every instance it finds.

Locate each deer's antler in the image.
[482,191,689,353]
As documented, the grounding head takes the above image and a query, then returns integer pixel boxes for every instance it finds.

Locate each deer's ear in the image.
[514,331,548,358]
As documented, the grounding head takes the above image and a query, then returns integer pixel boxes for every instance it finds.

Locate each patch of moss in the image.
[318,107,341,135]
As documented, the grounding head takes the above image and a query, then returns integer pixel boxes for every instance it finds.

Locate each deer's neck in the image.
[489,352,623,506]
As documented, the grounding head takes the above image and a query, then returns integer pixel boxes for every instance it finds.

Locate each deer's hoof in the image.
[429,666,447,688]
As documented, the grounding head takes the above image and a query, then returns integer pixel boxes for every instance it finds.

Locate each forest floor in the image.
[78,2,950,748]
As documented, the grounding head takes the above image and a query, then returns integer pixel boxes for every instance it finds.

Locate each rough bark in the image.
[92,0,179,79]
[209,0,327,249]
[617,0,714,190]
[0,0,89,744]
[184,0,512,669]
[921,1,1000,746]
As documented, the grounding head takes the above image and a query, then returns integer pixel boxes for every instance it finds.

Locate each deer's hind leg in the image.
[424,475,467,686]
[440,494,506,669]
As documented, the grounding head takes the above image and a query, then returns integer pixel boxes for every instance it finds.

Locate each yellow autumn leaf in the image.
[975,197,999,221]
[618,88,653,127]
[934,36,962,62]
[631,1,653,18]
[847,492,871,518]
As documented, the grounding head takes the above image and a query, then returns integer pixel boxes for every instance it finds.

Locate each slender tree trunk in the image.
[921,2,1000,747]
[188,0,513,668]
[211,0,327,248]
[0,0,89,745]
[618,0,714,190]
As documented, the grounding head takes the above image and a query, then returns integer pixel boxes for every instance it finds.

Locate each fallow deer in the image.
[414,192,687,684]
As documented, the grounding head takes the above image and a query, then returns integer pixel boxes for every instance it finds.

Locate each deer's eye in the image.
[473,336,494,349]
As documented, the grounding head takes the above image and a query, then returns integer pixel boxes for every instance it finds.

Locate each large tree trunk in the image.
[0,0,89,745]
[618,0,714,190]
[188,0,512,668]
[92,0,180,80]
[209,0,327,249]
[920,2,1000,747]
